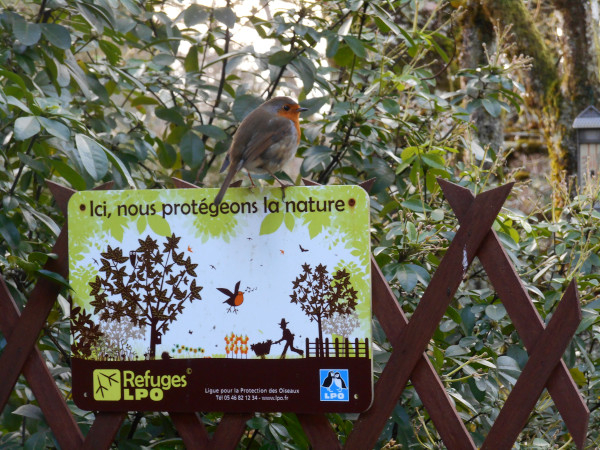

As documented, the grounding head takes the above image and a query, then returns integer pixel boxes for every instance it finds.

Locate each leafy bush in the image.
[1,0,598,448]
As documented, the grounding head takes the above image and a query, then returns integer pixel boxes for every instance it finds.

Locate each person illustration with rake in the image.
[274,318,304,359]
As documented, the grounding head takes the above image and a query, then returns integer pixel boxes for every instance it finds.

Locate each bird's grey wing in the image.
[238,117,296,164]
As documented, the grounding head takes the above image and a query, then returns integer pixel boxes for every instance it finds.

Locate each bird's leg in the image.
[246,170,256,189]
[268,170,291,201]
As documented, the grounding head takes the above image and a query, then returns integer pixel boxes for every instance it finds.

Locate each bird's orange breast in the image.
[277,110,302,144]
[234,292,244,306]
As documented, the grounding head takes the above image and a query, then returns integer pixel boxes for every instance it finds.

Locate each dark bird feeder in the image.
[573,105,600,186]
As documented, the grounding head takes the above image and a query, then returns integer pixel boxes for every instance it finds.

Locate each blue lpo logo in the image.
[319,369,349,402]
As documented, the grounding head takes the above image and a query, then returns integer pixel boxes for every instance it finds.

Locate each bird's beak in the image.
[297,106,308,112]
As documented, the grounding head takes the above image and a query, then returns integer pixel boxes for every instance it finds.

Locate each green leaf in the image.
[131,96,159,107]
[0,68,28,91]
[157,142,177,168]
[290,56,315,93]
[153,53,175,66]
[298,96,328,116]
[395,264,419,292]
[569,367,587,387]
[13,15,41,46]
[184,4,209,27]
[246,416,269,430]
[260,212,284,235]
[401,146,418,159]
[0,215,21,249]
[333,44,354,67]
[64,51,93,99]
[38,117,70,141]
[445,345,468,357]
[485,304,506,321]
[401,197,431,213]
[343,36,366,58]
[40,23,71,49]
[12,404,45,421]
[269,50,294,67]
[214,7,236,28]
[75,134,109,181]
[325,33,340,58]
[196,124,228,141]
[14,116,40,140]
[180,130,205,168]
[54,60,70,87]
[421,153,446,170]
[482,98,502,117]
[156,107,186,126]
[99,40,122,65]
[184,45,199,72]
[301,145,331,173]
[430,208,444,221]
[232,94,263,122]
[103,146,136,188]
[37,269,71,290]
[48,159,87,191]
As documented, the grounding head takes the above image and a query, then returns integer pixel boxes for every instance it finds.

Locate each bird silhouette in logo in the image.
[333,372,347,390]
[217,281,244,313]
[321,371,334,391]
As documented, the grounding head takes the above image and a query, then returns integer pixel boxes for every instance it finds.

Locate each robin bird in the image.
[213,96,308,205]
[217,280,244,313]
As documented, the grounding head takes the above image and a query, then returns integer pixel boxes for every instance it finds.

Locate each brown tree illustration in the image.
[71,306,103,358]
[88,233,202,359]
[290,263,358,344]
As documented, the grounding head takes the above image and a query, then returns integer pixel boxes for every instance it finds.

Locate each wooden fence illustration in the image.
[0,177,589,449]
[305,337,369,358]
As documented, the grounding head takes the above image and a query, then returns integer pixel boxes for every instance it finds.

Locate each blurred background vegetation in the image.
[1,0,600,447]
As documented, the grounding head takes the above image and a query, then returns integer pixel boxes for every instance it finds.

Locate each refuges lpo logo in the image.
[93,369,188,402]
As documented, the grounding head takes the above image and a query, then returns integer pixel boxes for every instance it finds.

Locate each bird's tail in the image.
[214,159,243,205]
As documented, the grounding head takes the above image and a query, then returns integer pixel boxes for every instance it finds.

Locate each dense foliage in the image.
[1,0,599,448]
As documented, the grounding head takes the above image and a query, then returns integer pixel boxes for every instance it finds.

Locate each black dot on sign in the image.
[348,198,356,207]
[80,204,86,211]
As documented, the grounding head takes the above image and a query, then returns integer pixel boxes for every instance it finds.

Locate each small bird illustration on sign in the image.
[213,96,307,205]
[217,281,245,313]
[333,372,347,390]
[321,371,334,391]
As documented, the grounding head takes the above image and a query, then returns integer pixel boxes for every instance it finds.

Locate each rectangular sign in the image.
[68,185,372,412]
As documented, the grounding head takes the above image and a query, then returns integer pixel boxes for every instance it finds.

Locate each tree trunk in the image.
[149,317,159,359]
[459,1,504,153]
[479,0,600,215]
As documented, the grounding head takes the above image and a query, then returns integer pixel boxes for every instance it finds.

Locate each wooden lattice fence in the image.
[0,178,589,449]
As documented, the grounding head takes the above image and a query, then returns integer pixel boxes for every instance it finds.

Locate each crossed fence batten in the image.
[0,178,588,449]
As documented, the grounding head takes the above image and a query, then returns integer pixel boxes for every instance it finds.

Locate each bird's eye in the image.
[283,105,290,111]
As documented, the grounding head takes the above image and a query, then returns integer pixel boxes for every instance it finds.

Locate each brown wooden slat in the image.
[481,281,581,448]
[440,179,589,447]
[172,177,198,189]
[82,412,127,449]
[0,228,68,412]
[371,260,476,449]
[0,278,84,449]
[46,180,76,216]
[170,412,210,448]
[346,183,512,450]
[0,182,113,414]
[301,178,475,447]
[208,413,252,449]
[296,414,342,450]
